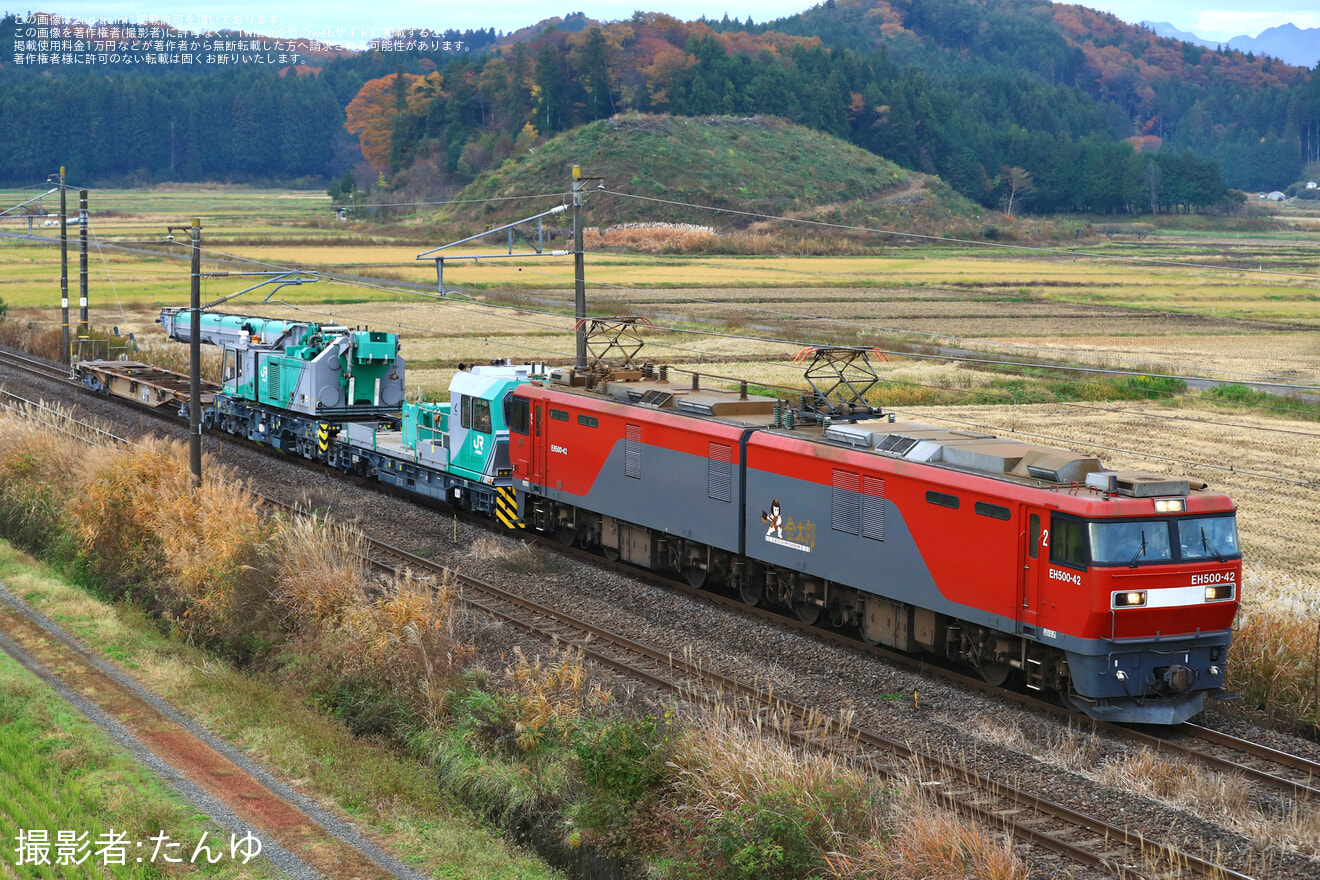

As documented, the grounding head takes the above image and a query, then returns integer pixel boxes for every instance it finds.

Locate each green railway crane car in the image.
[159,310,405,416]
[159,308,405,457]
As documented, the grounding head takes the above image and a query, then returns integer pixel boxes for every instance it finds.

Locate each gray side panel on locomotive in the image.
[534,441,744,554]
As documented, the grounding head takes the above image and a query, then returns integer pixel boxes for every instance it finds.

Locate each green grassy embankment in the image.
[0,612,279,880]
[444,113,1005,246]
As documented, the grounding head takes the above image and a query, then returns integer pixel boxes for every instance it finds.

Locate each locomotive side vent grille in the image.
[876,435,919,456]
[832,469,860,535]
[707,442,733,502]
[862,475,885,541]
[268,361,280,399]
[625,424,642,479]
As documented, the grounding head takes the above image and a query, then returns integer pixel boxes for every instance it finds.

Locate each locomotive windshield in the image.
[1089,521,1172,564]
[1177,515,1240,560]
[1087,515,1239,565]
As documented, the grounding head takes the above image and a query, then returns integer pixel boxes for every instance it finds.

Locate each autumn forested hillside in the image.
[3,2,1318,214]
[342,6,1263,216]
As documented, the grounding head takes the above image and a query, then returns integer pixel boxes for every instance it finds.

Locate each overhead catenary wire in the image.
[209,246,1320,429]
[34,185,1317,387]
[49,228,1320,391]
[46,188,571,211]
[294,273,1320,449]
[883,404,1318,489]
[32,264,1320,490]
[86,221,128,321]
[419,260,1320,412]
[460,256,1320,390]
[28,231,1315,402]
[249,289,1320,489]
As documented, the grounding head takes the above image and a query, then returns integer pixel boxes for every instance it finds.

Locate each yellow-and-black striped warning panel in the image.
[317,423,331,454]
[495,487,525,529]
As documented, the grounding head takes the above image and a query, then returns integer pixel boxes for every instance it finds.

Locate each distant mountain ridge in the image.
[1140,21,1215,50]
[1143,20,1320,68]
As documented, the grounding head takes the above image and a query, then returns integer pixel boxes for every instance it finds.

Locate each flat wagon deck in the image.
[77,360,219,409]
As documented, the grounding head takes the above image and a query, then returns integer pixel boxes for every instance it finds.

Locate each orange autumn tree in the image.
[344,72,420,169]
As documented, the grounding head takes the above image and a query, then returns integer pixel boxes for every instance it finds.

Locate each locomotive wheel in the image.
[556,525,578,547]
[685,565,709,589]
[739,580,763,607]
[602,545,620,562]
[1058,687,1090,715]
[978,661,1012,687]
[794,602,821,626]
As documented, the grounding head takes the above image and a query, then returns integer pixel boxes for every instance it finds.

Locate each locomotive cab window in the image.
[472,398,492,434]
[1176,515,1240,561]
[1028,514,1040,559]
[1089,520,1171,566]
[1049,516,1088,569]
[459,395,470,429]
[504,393,530,435]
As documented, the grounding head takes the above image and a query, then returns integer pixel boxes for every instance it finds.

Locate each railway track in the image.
[1176,723,1320,798]
[539,532,1320,804]
[0,347,76,383]
[352,533,1255,880]
[0,348,1305,877]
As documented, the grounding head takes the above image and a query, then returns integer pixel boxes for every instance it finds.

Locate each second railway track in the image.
[356,533,1253,880]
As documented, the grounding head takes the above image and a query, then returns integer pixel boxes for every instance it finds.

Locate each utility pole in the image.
[188,218,202,487]
[78,190,89,340]
[58,167,68,364]
[572,165,587,370]
[168,219,205,487]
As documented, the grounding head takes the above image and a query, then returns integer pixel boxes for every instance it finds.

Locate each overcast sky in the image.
[30,1,1319,46]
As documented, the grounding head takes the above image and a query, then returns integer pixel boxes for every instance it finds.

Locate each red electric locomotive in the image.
[506,365,1240,725]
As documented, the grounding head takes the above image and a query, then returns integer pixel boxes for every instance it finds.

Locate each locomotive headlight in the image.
[1113,591,1147,607]
[1204,585,1234,601]
[1209,666,1221,677]
[1153,498,1185,513]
